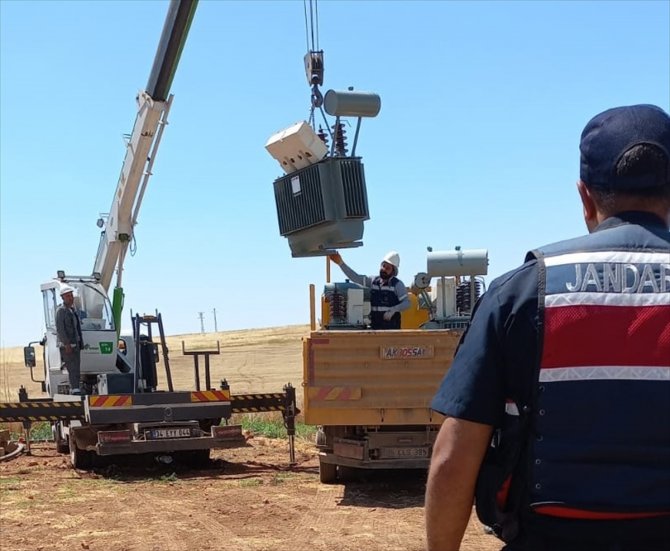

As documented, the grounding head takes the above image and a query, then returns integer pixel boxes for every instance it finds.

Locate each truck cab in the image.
[40,275,119,395]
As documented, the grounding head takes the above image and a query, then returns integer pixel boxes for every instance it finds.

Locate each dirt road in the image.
[0,325,501,551]
[0,440,499,551]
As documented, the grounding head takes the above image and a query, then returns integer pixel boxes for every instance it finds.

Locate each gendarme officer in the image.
[425,104,670,551]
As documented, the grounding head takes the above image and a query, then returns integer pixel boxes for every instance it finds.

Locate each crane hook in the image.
[311,84,323,109]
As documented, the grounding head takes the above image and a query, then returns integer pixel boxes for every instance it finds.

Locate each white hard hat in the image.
[59,285,75,297]
[382,251,400,269]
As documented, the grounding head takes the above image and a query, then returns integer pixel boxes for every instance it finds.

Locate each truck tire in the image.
[54,423,69,454]
[56,438,69,454]
[69,434,93,470]
[319,458,337,484]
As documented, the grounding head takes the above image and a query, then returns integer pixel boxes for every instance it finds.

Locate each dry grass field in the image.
[0,325,309,402]
[0,325,500,551]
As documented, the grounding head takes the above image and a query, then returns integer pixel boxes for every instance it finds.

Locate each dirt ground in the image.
[0,325,501,551]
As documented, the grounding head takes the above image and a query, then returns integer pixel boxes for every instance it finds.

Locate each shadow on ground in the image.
[336,468,426,509]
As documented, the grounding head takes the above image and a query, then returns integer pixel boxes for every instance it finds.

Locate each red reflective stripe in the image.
[316,387,332,400]
[114,395,131,406]
[534,505,670,520]
[496,476,512,508]
[191,390,229,402]
[90,395,132,407]
[542,304,670,368]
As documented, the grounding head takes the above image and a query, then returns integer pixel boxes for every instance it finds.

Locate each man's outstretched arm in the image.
[425,417,493,551]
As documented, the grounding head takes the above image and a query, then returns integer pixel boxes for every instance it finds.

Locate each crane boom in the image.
[146,0,198,102]
[92,93,170,292]
[93,0,197,297]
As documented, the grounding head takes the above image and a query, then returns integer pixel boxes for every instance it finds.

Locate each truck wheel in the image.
[69,434,93,470]
[319,458,337,484]
[54,424,69,454]
[56,438,69,454]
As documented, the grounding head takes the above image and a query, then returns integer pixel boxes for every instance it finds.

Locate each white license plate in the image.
[150,427,191,439]
[381,446,429,459]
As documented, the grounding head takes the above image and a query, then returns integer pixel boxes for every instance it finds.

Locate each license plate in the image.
[380,446,430,459]
[150,427,191,439]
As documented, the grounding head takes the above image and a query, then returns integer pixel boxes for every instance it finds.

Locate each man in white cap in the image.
[329,251,410,329]
[56,286,84,395]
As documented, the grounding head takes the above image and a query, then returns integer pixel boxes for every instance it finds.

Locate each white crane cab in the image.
[40,274,120,396]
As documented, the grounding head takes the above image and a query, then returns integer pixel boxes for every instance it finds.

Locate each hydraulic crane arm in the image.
[146,0,198,102]
[93,0,198,296]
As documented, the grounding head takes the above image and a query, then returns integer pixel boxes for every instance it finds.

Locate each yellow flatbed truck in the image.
[303,328,462,483]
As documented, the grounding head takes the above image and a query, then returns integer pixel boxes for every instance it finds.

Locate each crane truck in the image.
[2,0,298,469]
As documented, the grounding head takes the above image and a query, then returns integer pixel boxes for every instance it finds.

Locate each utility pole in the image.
[198,312,205,333]
[212,308,218,332]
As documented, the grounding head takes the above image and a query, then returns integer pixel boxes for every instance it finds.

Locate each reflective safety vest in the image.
[370,275,402,329]
[475,219,670,544]
[531,242,670,519]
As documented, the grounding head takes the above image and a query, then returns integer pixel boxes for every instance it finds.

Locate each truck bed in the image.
[303,329,461,426]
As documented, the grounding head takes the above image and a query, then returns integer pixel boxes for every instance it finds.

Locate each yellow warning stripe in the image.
[232,406,286,412]
[89,395,133,407]
[0,416,70,422]
[308,386,362,401]
[0,402,80,408]
[231,394,284,401]
[190,389,231,402]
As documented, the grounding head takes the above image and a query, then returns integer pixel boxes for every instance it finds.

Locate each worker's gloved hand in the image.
[383,310,395,321]
[328,253,343,265]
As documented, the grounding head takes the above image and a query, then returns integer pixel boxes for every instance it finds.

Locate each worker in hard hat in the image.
[329,251,410,329]
[55,285,84,395]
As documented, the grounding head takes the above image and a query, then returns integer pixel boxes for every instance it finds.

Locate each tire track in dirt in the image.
[135,487,240,551]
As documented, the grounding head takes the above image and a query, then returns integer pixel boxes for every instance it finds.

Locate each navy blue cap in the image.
[579,104,670,190]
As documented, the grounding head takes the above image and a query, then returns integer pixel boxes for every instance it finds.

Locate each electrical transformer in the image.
[267,90,381,257]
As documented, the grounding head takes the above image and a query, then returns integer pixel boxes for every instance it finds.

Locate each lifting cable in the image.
[303,0,319,54]
[303,0,331,140]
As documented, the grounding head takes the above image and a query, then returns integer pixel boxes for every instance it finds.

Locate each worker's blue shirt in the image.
[430,258,540,427]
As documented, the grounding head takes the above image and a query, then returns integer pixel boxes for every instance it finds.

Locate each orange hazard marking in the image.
[89,395,132,407]
[190,389,231,402]
[308,386,362,401]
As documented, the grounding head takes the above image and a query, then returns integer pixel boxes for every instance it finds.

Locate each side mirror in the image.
[24,346,36,368]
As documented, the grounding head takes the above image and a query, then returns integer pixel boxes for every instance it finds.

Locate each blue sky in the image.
[1,0,669,346]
